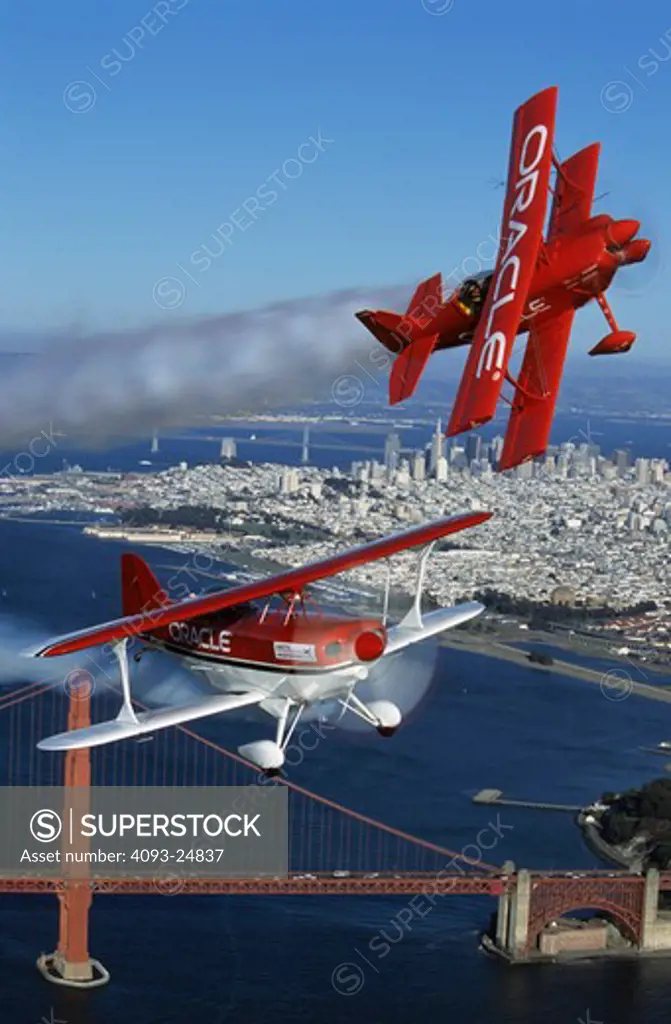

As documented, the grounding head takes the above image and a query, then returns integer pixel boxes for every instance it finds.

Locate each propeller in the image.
[304,640,440,733]
[611,207,661,298]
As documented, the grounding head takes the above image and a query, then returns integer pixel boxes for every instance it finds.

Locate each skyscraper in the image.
[220,437,237,460]
[412,450,426,482]
[384,431,401,471]
[489,435,504,467]
[429,418,444,473]
[613,449,629,476]
[635,458,650,486]
[466,433,482,465]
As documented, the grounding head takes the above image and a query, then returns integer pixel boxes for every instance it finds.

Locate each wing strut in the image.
[382,561,392,626]
[397,542,436,631]
[114,639,139,726]
[504,370,548,404]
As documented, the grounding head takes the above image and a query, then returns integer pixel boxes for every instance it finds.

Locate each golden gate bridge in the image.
[1,679,668,987]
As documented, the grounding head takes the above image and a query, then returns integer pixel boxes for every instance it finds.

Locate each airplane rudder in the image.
[121,552,170,617]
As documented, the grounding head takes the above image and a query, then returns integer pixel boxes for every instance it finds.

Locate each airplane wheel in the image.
[377,726,397,738]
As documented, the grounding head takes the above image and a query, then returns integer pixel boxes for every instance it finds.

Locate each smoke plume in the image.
[0,285,406,448]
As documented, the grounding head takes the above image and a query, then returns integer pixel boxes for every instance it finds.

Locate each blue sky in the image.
[0,0,669,359]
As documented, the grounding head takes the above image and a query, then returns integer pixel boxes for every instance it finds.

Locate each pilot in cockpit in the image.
[458,276,490,316]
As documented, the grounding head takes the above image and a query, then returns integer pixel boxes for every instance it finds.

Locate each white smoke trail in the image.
[0,612,86,687]
[0,285,407,448]
[0,612,213,709]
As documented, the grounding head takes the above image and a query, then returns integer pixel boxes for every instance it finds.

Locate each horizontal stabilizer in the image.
[37,690,266,752]
[355,309,413,355]
[389,333,439,405]
[385,602,485,656]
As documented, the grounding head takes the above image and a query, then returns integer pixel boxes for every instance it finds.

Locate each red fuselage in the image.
[417,215,650,351]
[146,605,387,674]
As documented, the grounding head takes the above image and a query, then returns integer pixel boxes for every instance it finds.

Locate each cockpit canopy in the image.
[457,271,493,315]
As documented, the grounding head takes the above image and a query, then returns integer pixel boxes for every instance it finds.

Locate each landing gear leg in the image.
[589,293,636,355]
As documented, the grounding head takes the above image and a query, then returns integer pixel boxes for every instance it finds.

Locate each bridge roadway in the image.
[1,869,664,897]
[167,435,398,454]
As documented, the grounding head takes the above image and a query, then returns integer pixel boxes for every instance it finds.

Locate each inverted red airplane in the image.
[356,86,651,471]
[31,511,491,773]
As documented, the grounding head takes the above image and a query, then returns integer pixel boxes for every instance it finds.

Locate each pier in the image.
[473,789,582,812]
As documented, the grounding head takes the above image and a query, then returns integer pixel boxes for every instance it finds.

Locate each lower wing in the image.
[37,689,266,751]
[499,309,575,471]
[385,601,484,656]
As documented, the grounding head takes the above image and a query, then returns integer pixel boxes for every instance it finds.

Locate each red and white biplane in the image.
[356,85,651,471]
[33,512,491,773]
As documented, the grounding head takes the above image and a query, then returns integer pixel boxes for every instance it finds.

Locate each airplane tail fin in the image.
[405,273,442,323]
[121,553,171,617]
[355,274,443,405]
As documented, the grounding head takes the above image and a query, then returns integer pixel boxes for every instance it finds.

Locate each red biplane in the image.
[32,511,491,773]
[356,86,651,471]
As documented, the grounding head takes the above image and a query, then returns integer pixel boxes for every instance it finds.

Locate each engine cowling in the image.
[367,699,402,737]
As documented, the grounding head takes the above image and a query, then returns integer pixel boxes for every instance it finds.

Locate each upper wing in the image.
[547,143,600,240]
[447,86,558,437]
[497,143,600,471]
[498,309,575,471]
[33,511,492,657]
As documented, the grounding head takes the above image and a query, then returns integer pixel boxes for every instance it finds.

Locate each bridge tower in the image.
[301,425,310,464]
[36,681,110,988]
